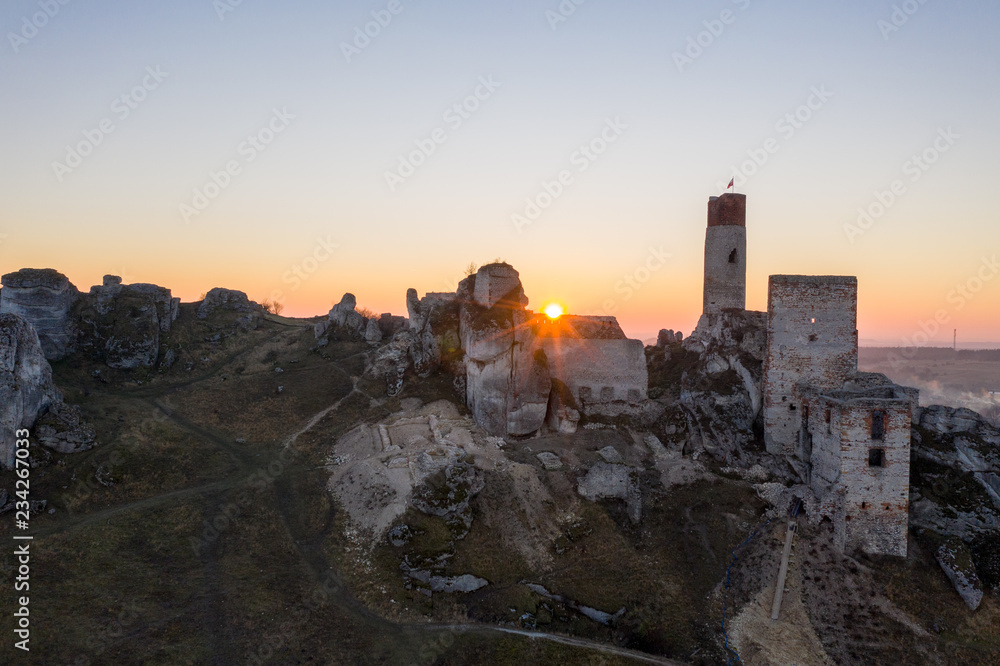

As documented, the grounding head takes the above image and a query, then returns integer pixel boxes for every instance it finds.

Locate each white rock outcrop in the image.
[0,314,61,468]
[0,268,79,360]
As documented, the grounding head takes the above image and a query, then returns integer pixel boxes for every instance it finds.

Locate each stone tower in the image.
[762,275,859,456]
[703,193,747,315]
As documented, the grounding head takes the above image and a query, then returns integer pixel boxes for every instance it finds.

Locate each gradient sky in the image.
[1,0,998,345]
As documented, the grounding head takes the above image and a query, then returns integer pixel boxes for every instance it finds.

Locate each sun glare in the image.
[543,303,564,319]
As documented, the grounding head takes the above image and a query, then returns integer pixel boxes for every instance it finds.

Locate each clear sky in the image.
[1,0,998,345]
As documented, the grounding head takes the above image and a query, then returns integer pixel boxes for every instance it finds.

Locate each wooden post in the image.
[770,520,797,621]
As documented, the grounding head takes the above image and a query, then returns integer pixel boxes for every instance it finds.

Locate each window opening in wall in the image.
[861,501,867,510]
[810,318,816,324]
[869,448,884,467]
[872,410,886,440]
[728,249,737,264]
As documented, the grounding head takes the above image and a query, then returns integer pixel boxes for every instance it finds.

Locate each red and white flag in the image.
[727,178,734,190]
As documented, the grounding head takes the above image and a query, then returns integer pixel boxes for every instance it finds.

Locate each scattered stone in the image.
[643,434,667,458]
[597,446,623,464]
[536,451,563,471]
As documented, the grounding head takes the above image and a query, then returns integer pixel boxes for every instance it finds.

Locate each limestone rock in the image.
[79,279,181,369]
[34,402,96,455]
[364,317,382,345]
[598,446,624,464]
[197,288,263,330]
[407,288,461,376]
[0,268,79,360]
[473,263,525,309]
[656,329,683,347]
[366,330,413,396]
[936,537,983,611]
[0,314,61,468]
[536,451,563,471]
[577,462,641,523]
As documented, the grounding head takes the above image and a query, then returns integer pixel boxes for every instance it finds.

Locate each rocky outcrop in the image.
[34,401,96,455]
[366,330,414,396]
[0,314,61,468]
[915,405,1000,506]
[0,268,79,360]
[676,310,768,462]
[406,289,461,376]
[196,287,263,330]
[460,264,551,437]
[77,276,181,369]
[908,405,1000,607]
[657,329,683,346]
[316,294,399,348]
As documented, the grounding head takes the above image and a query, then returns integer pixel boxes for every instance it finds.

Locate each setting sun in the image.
[543,303,564,319]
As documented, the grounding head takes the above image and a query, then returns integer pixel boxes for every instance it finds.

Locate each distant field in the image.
[859,347,1000,424]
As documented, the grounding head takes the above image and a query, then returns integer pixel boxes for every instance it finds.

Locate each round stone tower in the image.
[703,192,746,314]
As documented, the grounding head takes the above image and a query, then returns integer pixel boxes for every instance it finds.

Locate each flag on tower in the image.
[727,178,734,190]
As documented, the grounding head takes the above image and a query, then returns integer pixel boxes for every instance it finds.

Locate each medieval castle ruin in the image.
[701,192,916,557]
[1,192,920,558]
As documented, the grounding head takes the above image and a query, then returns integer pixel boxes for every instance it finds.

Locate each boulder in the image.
[197,288,263,330]
[577,461,642,523]
[0,268,79,360]
[936,537,984,611]
[0,314,61,468]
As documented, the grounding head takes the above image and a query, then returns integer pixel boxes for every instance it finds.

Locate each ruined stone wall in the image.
[763,275,858,455]
[804,394,843,495]
[703,193,746,314]
[535,337,647,415]
[834,398,911,557]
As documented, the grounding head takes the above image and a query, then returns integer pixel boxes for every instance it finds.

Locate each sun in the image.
[543,303,564,319]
